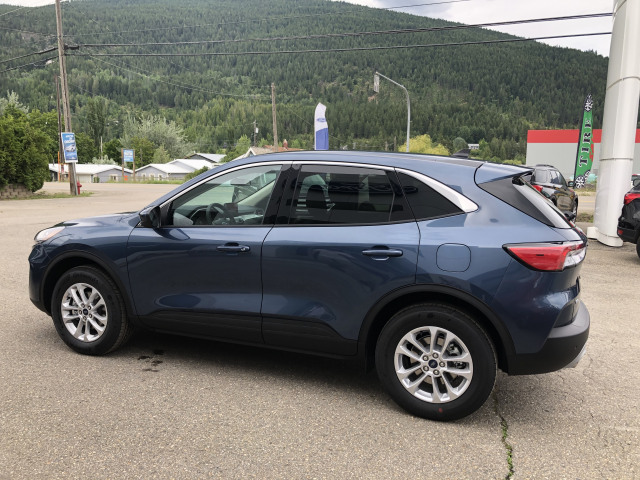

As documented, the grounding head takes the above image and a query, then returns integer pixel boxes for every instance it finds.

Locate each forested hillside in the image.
[0,0,609,163]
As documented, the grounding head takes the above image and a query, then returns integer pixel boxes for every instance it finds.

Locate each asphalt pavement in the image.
[0,182,637,479]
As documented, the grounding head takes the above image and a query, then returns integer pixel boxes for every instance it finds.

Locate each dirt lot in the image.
[0,182,638,479]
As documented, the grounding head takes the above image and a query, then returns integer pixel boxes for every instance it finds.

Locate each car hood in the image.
[59,212,140,229]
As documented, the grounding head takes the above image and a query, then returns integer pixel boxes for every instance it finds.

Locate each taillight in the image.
[532,185,544,193]
[504,241,586,271]
[623,193,640,205]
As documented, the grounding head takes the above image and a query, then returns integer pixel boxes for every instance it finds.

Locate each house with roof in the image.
[48,164,133,183]
[169,158,218,172]
[186,153,226,163]
[235,145,303,160]
[135,163,192,181]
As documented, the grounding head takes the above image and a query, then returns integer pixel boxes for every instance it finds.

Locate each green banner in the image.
[573,94,594,188]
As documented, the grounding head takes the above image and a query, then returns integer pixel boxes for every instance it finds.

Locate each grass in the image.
[576,212,594,223]
[18,191,94,200]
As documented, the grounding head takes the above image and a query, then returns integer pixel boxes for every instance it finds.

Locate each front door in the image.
[127,164,283,342]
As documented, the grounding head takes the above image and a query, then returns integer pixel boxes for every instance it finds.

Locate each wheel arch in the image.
[358,285,515,373]
[41,251,137,320]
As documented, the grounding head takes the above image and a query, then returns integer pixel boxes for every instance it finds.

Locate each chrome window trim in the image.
[291,161,394,171]
[159,161,288,209]
[396,168,479,213]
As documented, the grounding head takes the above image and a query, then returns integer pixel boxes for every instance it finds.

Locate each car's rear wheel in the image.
[375,304,496,421]
[636,237,640,259]
[51,266,130,355]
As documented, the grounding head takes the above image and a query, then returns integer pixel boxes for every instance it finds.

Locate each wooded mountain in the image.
[0,0,609,160]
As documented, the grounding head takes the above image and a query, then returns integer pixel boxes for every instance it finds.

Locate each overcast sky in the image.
[2,0,613,56]
[336,0,613,56]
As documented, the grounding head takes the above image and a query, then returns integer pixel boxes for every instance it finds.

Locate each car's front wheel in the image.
[51,266,131,355]
[375,304,496,421]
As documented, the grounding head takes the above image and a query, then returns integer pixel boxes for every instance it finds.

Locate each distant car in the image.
[29,152,590,421]
[528,165,578,220]
[617,182,640,258]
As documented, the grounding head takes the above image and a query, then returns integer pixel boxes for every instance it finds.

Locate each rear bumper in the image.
[616,222,637,244]
[506,300,590,375]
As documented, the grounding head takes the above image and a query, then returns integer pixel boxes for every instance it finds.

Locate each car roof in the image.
[145,151,530,209]
[226,150,485,169]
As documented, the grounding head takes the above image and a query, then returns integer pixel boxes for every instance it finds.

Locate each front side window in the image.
[288,165,406,225]
[167,164,282,226]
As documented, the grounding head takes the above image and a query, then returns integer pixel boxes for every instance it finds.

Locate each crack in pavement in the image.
[493,389,514,480]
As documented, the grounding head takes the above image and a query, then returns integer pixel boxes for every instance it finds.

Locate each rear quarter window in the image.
[479,175,572,229]
[396,172,463,220]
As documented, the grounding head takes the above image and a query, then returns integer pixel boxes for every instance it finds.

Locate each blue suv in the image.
[29,152,589,420]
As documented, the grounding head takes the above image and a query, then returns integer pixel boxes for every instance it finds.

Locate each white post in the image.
[588,0,640,246]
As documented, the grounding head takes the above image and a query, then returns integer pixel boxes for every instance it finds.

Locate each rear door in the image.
[261,163,420,355]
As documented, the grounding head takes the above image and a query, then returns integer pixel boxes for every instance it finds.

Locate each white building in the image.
[48,164,133,183]
[169,158,218,171]
[526,129,640,179]
[135,163,192,181]
[186,153,226,163]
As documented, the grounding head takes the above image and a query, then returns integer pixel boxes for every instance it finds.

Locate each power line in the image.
[0,46,58,65]
[0,5,27,17]
[0,24,56,37]
[65,2,266,101]
[66,0,471,38]
[70,32,611,58]
[74,13,612,49]
[0,56,57,74]
[86,55,266,98]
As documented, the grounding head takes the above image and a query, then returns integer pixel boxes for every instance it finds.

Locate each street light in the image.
[374,71,411,152]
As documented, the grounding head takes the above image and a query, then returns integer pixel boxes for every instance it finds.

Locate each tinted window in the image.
[396,172,462,220]
[533,169,550,184]
[167,165,282,226]
[289,165,405,225]
[548,169,562,185]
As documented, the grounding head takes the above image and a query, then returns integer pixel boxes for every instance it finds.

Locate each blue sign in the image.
[123,149,134,163]
[61,132,78,163]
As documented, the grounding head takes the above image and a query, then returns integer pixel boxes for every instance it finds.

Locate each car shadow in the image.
[118,329,385,400]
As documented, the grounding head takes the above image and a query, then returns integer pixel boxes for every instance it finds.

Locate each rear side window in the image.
[396,172,462,220]
[288,165,408,225]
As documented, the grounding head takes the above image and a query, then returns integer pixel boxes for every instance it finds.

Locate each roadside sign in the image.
[122,149,134,163]
[61,132,78,163]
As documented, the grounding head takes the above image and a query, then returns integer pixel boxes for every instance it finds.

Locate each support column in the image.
[588,0,640,246]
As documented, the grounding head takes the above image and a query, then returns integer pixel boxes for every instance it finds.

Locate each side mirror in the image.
[564,211,576,222]
[567,181,575,188]
[139,206,161,228]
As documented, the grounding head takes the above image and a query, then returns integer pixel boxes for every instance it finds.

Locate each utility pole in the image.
[271,83,278,153]
[55,0,77,195]
[55,74,63,182]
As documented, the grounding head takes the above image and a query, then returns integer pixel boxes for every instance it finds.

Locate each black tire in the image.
[375,303,496,421]
[636,238,640,259]
[51,266,131,355]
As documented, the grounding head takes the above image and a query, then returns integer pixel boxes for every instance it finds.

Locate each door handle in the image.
[362,247,403,258]
[217,243,251,253]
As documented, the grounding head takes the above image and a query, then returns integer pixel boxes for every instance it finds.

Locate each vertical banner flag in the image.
[60,132,78,163]
[573,94,594,188]
[314,103,329,151]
